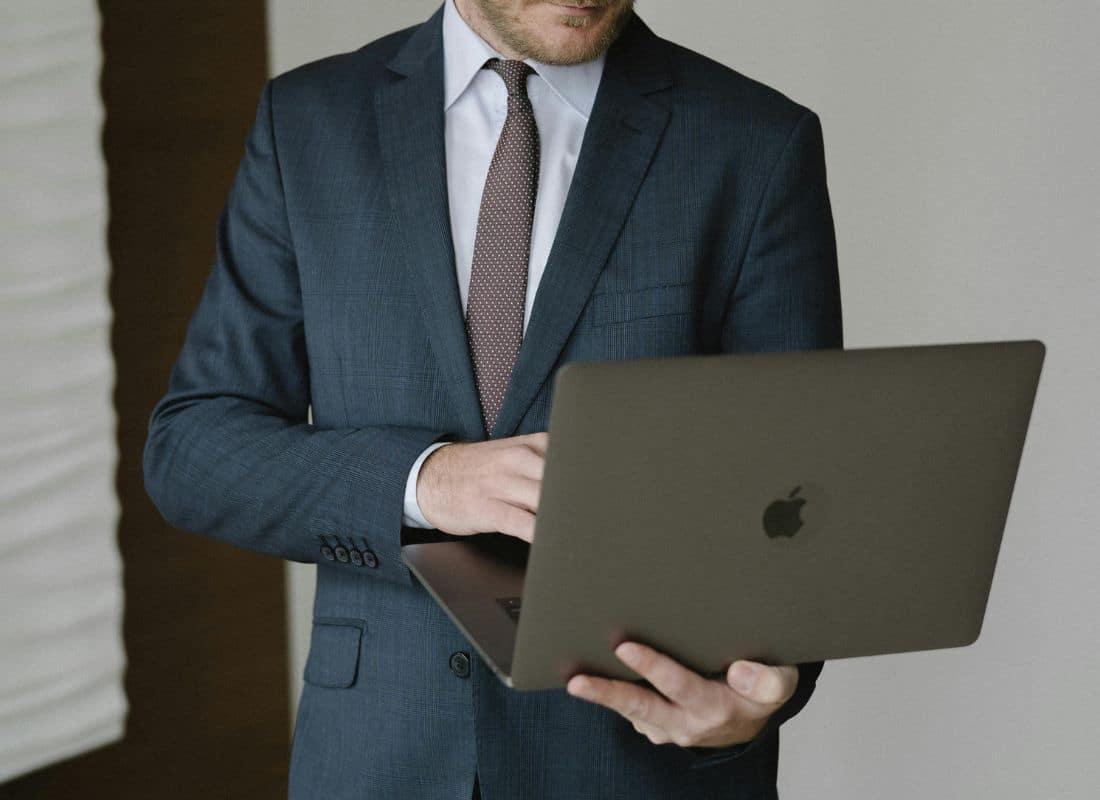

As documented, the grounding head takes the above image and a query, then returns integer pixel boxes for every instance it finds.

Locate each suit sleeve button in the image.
[362,549,378,569]
[334,546,349,563]
[320,545,336,561]
[349,549,364,566]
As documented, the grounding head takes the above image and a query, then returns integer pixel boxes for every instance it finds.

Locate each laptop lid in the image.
[505,340,1044,689]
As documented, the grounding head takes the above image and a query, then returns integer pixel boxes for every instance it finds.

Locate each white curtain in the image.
[0,0,126,782]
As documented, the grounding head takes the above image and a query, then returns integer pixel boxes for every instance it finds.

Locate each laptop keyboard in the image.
[496,596,522,623]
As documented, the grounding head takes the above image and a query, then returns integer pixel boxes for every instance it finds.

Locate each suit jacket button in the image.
[349,548,364,566]
[449,651,470,678]
[334,546,349,563]
[320,545,335,561]
[362,549,378,569]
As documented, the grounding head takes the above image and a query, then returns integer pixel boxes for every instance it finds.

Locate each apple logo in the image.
[763,486,807,538]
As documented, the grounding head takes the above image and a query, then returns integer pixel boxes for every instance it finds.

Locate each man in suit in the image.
[143,0,842,797]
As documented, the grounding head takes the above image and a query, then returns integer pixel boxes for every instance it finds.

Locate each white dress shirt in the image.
[401,0,606,528]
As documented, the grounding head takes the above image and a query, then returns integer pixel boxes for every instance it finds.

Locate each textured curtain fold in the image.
[0,0,127,782]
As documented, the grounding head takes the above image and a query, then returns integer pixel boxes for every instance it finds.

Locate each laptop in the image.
[401,340,1045,690]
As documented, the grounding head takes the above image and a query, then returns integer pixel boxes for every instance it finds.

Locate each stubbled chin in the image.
[536,38,598,62]
[541,23,602,46]
[522,8,619,63]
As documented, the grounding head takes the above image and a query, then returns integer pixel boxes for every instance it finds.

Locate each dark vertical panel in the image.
[3,3,289,796]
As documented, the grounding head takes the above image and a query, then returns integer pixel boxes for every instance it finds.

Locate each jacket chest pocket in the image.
[582,281,697,326]
[579,282,699,359]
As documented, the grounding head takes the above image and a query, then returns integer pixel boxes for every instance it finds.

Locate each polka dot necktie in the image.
[464,58,540,437]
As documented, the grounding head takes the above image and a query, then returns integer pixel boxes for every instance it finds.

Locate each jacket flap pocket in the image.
[303,621,363,688]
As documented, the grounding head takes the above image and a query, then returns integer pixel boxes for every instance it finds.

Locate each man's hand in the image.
[417,432,547,543]
[566,641,798,749]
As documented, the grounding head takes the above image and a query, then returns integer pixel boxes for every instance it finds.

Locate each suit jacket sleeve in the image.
[693,108,842,767]
[142,79,455,586]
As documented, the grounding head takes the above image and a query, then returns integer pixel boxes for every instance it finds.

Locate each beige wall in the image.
[269,2,1100,796]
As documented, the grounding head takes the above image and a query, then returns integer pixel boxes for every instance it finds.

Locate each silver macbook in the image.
[402,340,1045,689]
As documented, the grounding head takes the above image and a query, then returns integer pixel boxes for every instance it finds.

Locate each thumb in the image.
[726,661,798,707]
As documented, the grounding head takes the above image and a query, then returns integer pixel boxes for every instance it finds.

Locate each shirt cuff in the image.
[402,441,451,528]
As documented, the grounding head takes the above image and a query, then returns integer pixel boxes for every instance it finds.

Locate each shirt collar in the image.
[442,0,605,120]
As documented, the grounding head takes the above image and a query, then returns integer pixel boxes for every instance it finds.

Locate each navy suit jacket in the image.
[144,4,842,798]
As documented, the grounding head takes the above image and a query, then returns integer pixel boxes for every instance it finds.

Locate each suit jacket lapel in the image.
[491,12,672,438]
[376,4,487,441]
[377,5,672,442]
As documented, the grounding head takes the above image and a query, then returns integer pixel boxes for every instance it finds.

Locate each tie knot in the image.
[484,58,534,98]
